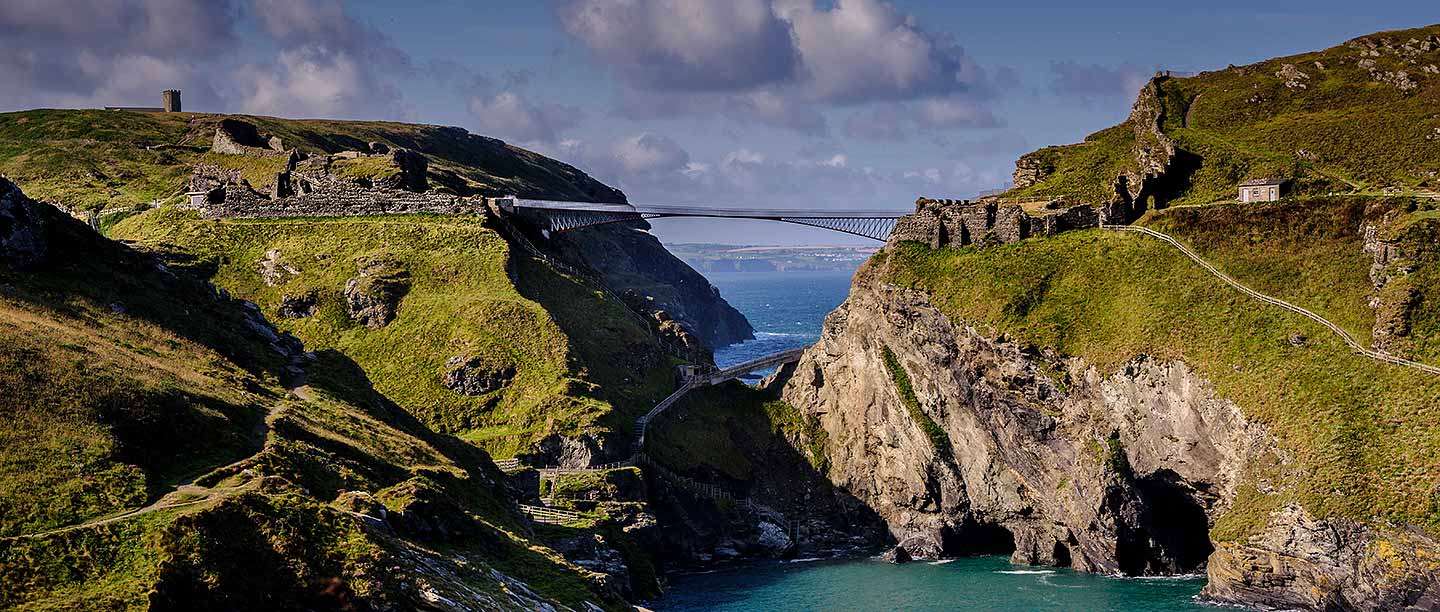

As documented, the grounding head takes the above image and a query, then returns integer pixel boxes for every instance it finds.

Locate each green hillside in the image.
[0,186,623,610]
[1007,23,1440,207]
[883,195,1440,541]
[0,109,624,214]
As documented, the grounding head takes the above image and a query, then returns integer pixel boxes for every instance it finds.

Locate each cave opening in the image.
[1052,541,1072,568]
[941,521,1016,557]
[1121,469,1215,575]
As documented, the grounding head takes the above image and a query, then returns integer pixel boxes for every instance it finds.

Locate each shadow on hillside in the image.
[642,377,889,565]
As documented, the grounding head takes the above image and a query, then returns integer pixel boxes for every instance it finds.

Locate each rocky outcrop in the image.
[0,176,49,268]
[1361,204,1437,356]
[777,257,1281,574]
[344,257,411,329]
[1204,505,1440,610]
[442,356,515,396]
[211,118,287,156]
[543,222,754,350]
[1012,154,1053,189]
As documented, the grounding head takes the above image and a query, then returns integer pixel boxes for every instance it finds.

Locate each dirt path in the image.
[2,392,300,542]
[1103,225,1440,376]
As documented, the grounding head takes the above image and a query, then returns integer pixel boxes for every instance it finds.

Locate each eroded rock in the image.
[344,257,411,329]
[277,291,318,319]
[442,356,515,396]
[0,176,49,268]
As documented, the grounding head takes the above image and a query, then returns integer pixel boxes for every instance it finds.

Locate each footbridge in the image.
[634,347,807,448]
[501,198,905,242]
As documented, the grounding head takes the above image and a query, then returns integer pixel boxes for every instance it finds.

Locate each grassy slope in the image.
[111,210,674,458]
[0,109,623,213]
[883,224,1440,539]
[1,205,622,610]
[1006,23,1440,207]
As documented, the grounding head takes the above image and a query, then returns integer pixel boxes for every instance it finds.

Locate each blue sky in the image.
[1,1,1435,243]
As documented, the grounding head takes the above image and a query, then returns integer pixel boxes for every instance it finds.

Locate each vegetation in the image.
[110,210,673,458]
[882,223,1440,539]
[1003,23,1440,207]
[647,383,830,482]
[0,108,621,214]
[329,155,401,183]
[0,203,627,609]
[880,346,952,455]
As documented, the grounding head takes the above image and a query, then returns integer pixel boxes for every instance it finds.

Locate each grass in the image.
[330,155,401,183]
[647,383,830,482]
[1002,23,1440,207]
[0,109,623,215]
[110,209,672,458]
[882,229,1440,539]
[880,346,952,455]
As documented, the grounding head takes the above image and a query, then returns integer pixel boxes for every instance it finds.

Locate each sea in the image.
[662,268,1211,611]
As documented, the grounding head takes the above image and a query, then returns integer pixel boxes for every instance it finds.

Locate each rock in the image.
[1012,154,1053,189]
[212,118,288,156]
[343,257,410,329]
[367,141,390,155]
[442,356,515,396]
[0,176,50,268]
[1274,63,1310,89]
[385,148,429,192]
[277,291,318,319]
[258,249,299,287]
[882,546,912,564]
[1287,333,1306,347]
[1203,504,1440,610]
[778,260,1279,577]
[755,521,793,554]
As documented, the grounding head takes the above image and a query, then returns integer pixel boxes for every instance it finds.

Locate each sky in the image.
[1,0,1435,244]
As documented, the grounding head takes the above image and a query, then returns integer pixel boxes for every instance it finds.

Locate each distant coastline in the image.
[669,243,877,273]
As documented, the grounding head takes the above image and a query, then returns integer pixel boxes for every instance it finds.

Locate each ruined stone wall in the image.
[184,171,487,219]
[890,197,1101,249]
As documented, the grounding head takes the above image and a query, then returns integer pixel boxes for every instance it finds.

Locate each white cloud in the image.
[467,90,584,145]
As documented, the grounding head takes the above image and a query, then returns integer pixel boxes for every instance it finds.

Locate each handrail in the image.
[1102,225,1440,376]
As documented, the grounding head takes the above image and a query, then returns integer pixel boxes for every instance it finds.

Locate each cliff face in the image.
[778,259,1272,573]
[773,241,1440,608]
[544,221,754,350]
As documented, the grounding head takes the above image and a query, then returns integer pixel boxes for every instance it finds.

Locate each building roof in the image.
[1239,178,1286,187]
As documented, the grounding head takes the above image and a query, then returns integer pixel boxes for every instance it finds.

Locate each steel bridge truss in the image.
[510,199,903,242]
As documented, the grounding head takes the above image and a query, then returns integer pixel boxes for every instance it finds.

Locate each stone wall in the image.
[889,197,1100,249]
[185,165,487,219]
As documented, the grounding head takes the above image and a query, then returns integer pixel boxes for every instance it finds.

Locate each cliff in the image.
[771,192,1440,607]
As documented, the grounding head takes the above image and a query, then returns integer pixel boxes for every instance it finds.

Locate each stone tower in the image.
[162,90,182,113]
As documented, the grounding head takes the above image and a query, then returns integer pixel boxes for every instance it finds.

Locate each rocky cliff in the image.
[778,257,1273,573]
[773,231,1440,608]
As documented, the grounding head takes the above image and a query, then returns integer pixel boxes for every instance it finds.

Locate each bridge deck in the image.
[511,198,904,219]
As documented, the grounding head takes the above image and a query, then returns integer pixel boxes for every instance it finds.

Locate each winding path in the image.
[1102,225,1440,376]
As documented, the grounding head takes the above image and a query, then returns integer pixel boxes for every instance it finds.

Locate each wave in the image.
[927,559,955,565]
[754,332,811,339]
[784,557,825,564]
[997,569,1056,575]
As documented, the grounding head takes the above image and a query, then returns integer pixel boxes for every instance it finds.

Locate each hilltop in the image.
[1005,23,1440,209]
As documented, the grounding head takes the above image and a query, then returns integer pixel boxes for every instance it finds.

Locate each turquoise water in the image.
[649,556,1210,611]
[708,270,856,370]
[688,269,1213,611]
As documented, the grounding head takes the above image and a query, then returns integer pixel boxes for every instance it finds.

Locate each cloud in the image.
[0,0,238,109]
[234,0,413,119]
[467,89,584,145]
[559,0,800,92]
[560,0,1000,135]
[843,98,999,142]
[1048,61,1151,100]
[612,133,691,174]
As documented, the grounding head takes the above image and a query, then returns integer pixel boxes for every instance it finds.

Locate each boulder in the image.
[442,356,515,396]
[277,291,318,319]
[212,118,287,156]
[343,257,410,328]
[0,176,49,268]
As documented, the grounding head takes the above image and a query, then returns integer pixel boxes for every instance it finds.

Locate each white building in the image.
[1239,178,1285,202]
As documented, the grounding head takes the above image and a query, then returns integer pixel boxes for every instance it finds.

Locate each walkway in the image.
[1102,225,1440,376]
[503,198,904,242]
